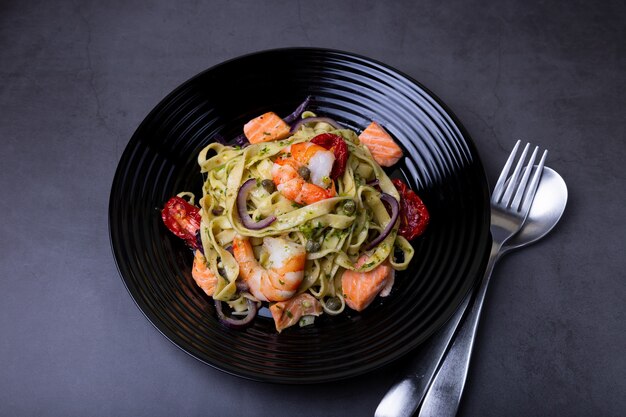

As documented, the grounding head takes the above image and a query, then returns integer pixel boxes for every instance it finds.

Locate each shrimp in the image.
[191,250,218,297]
[232,235,307,302]
[341,256,395,312]
[272,141,337,205]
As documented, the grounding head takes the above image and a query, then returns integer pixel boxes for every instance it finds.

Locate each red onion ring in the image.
[364,193,400,251]
[237,179,276,229]
[290,117,342,133]
[283,96,312,125]
[214,298,257,329]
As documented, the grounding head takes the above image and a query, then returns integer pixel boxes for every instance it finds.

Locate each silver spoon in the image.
[375,166,568,417]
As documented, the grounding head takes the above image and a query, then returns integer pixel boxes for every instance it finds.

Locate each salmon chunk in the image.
[243,112,291,144]
[341,259,395,312]
[358,121,403,167]
[269,293,322,332]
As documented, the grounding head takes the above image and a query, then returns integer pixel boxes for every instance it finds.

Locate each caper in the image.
[325,297,342,311]
[298,166,311,181]
[305,240,321,252]
[212,206,224,215]
[342,199,356,215]
[261,179,276,193]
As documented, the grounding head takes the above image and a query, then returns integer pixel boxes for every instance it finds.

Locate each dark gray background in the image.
[1,0,624,416]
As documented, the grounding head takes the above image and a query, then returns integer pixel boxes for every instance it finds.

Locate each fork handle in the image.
[418,242,501,417]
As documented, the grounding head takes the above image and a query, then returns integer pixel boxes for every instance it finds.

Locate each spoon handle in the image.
[417,242,500,417]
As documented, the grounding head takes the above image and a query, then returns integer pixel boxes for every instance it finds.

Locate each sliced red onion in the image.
[212,133,228,144]
[364,193,400,251]
[367,179,380,187]
[233,133,249,147]
[195,232,204,254]
[237,179,276,229]
[290,117,342,133]
[283,96,312,125]
[214,298,257,329]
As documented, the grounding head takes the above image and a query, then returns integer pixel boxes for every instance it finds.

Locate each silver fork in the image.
[417,141,547,417]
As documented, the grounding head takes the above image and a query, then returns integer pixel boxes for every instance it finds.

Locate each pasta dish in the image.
[161,99,429,332]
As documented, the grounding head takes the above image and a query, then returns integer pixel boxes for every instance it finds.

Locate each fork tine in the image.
[511,146,539,211]
[501,142,530,206]
[492,140,521,203]
[519,149,548,215]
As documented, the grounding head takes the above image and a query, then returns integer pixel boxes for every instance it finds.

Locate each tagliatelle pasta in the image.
[162,108,428,332]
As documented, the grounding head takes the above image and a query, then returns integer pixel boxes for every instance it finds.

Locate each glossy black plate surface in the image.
[109,48,490,384]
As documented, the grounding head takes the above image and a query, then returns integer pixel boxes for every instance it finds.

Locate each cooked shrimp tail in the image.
[191,250,218,297]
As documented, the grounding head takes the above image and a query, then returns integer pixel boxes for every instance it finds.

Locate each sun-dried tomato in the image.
[310,133,349,180]
[161,196,202,249]
[391,179,429,240]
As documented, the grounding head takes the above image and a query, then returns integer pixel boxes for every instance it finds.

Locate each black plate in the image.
[109,48,490,384]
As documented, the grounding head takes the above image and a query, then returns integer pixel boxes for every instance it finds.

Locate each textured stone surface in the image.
[1,0,624,416]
